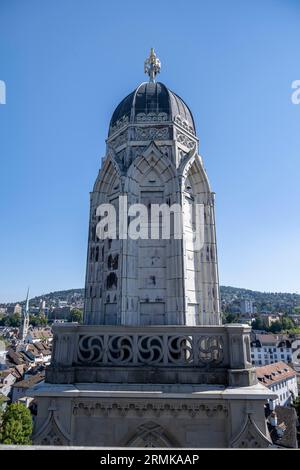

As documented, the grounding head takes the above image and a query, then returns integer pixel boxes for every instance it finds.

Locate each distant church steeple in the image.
[19,288,30,342]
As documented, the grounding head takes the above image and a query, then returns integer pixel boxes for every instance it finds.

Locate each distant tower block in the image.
[39,299,46,315]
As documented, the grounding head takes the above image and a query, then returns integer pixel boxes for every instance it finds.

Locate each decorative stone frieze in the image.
[72,400,228,418]
[135,127,169,141]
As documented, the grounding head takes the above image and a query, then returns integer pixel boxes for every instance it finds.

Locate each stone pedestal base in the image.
[30,382,274,448]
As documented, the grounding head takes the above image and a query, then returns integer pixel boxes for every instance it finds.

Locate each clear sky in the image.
[0,0,299,302]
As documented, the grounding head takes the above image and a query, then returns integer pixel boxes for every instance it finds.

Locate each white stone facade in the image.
[84,82,220,327]
[31,382,273,448]
[250,334,299,366]
[251,345,293,366]
[269,375,298,407]
[256,362,298,407]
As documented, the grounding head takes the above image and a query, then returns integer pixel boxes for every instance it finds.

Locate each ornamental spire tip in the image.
[144,48,161,83]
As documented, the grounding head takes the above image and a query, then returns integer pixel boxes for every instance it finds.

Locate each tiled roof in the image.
[7,349,24,366]
[28,328,52,339]
[256,334,278,345]
[12,373,44,389]
[268,406,298,448]
[12,365,25,378]
[256,361,296,386]
[0,370,12,378]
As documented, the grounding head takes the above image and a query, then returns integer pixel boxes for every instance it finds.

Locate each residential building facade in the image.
[251,334,295,366]
[256,362,298,408]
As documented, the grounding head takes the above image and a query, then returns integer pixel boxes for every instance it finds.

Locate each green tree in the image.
[5,313,21,327]
[0,403,32,445]
[281,315,295,331]
[252,317,268,331]
[70,309,83,323]
[223,312,239,324]
[37,314,48,326]
[30,314,48,327]
[269,321,282,333]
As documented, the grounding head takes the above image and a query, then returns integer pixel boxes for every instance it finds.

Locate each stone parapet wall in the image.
[46,323,256,387]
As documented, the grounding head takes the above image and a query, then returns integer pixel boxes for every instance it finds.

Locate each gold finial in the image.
[144,48,161,83]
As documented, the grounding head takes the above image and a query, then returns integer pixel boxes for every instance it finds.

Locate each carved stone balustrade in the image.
[46,323,256,387]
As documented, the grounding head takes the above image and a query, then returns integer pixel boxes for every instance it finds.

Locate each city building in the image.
[6,303,22,316]
[251,333,300,367]
[240,299,254,315]
[48,306,72,322]
[290,314,300,326]
[30,50,274,448]
[12,373,44,406]
[0,369,17,398]
[256,362,298,408]
[266,406,298,448]
[24,327,53,344]
[0,344,7,370]
[263,314,282,327]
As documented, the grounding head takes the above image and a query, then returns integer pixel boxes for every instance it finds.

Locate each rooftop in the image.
[268,406,298,448]
[12,373,44,389]
[109,81,195,136]
[256,362,296,387]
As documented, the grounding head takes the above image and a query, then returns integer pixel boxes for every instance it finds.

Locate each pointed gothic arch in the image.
[179,152,211,204]
[124,422,178,448]
[32,400,71,446]
[93,153,121,203]
[125,142,178,198]
[230,414,272,448]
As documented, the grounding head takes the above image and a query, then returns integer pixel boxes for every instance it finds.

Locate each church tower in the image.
[19,288,30,343]
[84,49,220,327]
[31,51,275,449]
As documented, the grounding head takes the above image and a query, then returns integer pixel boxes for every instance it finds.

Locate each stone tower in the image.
[31,51,275,448]
[84,49,220,327]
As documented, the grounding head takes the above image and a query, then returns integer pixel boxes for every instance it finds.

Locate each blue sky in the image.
[0,0,299,302]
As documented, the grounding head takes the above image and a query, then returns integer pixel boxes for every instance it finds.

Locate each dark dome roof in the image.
[109,82,195,135]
